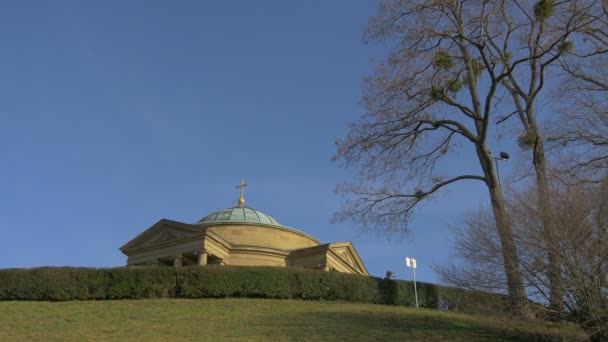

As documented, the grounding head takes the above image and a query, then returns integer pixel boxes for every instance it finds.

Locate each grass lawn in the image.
[0,298,585,341]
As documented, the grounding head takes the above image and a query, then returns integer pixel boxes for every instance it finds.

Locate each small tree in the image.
[436,180,608,340]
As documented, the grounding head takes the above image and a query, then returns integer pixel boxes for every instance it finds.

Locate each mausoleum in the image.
[119,180,369,276]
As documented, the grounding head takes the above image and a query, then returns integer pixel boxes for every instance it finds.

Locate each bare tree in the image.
[436,180,608,340]
[535,8,608,316]
[335,0,600,315]
[555,180,608,340]
[519,181,606,338]
[434,208,508,294]
[494,0,600,319]
[549,6,608,183]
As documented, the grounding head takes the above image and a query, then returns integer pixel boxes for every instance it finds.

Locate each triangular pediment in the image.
[329,243,369,276]
[120,219,203,253]
[332,246,354,264]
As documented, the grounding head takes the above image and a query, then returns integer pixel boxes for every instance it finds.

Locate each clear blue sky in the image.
[0,1,498,283]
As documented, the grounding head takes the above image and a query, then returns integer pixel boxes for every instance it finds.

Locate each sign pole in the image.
[406,257,419,309]
[412,265,419,309]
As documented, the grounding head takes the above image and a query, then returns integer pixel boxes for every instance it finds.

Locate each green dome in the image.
[196,207,284,227]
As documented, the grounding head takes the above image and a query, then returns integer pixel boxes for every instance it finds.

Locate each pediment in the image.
[332,246,354,264]
[329,243,369,276]
[120,219,203,253]
[136,228,194,247]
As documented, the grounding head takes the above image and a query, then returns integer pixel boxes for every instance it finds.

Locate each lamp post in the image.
[405,257,419,309]
[493,151,510,195]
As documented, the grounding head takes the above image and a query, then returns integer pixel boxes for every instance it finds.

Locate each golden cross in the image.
[235,178,247,207]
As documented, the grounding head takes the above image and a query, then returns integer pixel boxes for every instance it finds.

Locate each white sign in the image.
[405,256,419,309]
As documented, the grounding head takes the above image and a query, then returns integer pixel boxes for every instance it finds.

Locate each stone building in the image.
[119,181,369,276]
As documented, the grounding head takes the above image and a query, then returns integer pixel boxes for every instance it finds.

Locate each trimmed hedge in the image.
[0,266,504,313]
[0,267,176,301]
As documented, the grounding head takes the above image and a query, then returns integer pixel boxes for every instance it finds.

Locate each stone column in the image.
[173,253,183,267]
[197,250,208,266]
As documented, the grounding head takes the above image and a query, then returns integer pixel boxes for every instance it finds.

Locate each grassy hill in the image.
[0,298,585,341]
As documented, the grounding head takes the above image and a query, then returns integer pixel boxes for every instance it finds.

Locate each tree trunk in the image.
[477,145,528,314]
[532,131,565,320]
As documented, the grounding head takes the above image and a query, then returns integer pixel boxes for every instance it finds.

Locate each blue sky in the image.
[0,1,500,282]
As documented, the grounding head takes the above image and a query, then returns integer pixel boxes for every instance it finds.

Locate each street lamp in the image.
[493,152,510,195]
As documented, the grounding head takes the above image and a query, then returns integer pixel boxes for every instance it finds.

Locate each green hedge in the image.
[0,267,177,301]
[377,278,440,308]
[436,286,512,314]
[0,266,503,313]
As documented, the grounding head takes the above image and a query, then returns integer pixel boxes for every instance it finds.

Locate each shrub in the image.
[320,271,380,303]
[0,267,96,301]
[437,286,510,315]
[105,267,175,299]
[1,265,505,314]
[286,267,330,300]
[176,266,291,299]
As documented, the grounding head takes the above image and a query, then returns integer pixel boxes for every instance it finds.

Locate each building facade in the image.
[119,183,369,276]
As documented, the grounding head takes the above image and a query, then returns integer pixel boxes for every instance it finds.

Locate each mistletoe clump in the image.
[518,130,538,149]
[558,41,574,54]
[446,78,462,92]
[432,50,454,70]
[534,0,555,21]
